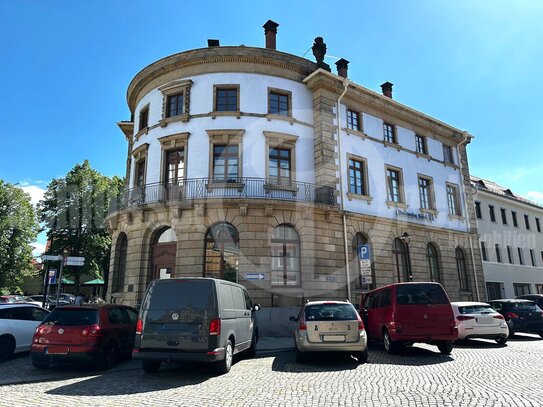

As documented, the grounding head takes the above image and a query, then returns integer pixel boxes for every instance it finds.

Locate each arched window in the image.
[456,247,469,291]
[427,243,440,282]
[113,234,127,293]
[271,224,300,286]
[204,223,239,282]
[151,227,177,280]
[393,238,410,282]
[352,233,373,289]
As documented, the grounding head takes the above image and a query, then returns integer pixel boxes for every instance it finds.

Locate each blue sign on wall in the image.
[358,244,371,260]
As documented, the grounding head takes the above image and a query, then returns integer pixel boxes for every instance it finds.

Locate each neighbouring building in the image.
[471,176,543,299]
[105,20,485,309]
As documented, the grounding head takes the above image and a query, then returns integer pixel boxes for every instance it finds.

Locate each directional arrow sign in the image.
[245,273,265,281]
[66,256,85,266]
[41,255,62,261]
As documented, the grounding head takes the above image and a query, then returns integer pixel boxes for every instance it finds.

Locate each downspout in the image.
[457,131,481,301]
[336,78,351,301]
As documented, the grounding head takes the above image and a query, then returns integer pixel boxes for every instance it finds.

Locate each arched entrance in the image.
[151,227,177,280]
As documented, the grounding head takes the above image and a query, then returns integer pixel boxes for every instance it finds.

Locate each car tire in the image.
[355,348,368,364]
[216,339,233,374]
[383,329,399,354]
[247,329,258,358]
[437,340,454,355]
[496,336,508,345]
[142,360,161,374]
[32,360,50,370]
[97,343,118,371]
[0,335,15,362]
[539,331,543,339]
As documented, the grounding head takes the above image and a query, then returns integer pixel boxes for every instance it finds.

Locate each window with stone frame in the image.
[386,167,404,203]
[164,148,185,185]
[475,201,482,219]
[204,223,239,282]
[512,211,518,227]
[269,147,291,184]
[443,144,454,164]
[349,158,367,196]
[268,89,290,116]
[393,238,410,282]
[481,241,488,261]
[347,109,360,131]
[500,208,507,225]
[139,106,149,131]
[383,122,396,143]
[166,93,184,118]
[113,234,127,293]
[524,214,531,230]
[447,184,461,216]
[271,225,300,287]
[213,145,239,182]
[456,247,469,291]
[427,243,440,283]
[214,86,239,112]
[135,159,146,188]
[418,176,435,210]
[415,134,427,154]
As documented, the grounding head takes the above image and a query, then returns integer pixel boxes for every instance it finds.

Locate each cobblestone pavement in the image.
[2,334,543,407]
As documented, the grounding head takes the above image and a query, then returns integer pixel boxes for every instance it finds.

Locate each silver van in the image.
[133,278,260,374]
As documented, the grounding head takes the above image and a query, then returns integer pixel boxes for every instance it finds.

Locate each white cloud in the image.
[32,242,47,257]
[21,185,46,206]
[525,191,543,204]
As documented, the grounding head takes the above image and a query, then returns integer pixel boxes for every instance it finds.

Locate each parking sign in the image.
[358,244,371,260]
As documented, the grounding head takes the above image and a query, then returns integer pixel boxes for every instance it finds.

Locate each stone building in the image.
[105,21,485,308]
[471,176,543,299]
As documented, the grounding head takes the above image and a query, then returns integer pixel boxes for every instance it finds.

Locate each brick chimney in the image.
[335,58,349,79]
[263,20,279,50]
[381,81,393,98]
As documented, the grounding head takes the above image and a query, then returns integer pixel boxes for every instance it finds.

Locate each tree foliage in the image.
[39,160,124,293]
[0,180,39,293]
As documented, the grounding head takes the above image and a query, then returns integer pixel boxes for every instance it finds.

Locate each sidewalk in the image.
[256,336,294,353]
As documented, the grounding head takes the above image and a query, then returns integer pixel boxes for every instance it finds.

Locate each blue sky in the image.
[1,0,542,253]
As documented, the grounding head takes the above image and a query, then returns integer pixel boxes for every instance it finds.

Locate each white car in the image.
[451,301,509,345]
[0,304,50,361]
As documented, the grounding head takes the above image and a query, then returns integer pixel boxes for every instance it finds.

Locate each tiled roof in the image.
[470,176,543,210]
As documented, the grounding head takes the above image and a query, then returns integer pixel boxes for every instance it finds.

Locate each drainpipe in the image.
[457,131,480,301]
[336,78,351,302]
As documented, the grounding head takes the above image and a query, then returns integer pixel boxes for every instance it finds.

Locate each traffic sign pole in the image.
[56,258,65,308]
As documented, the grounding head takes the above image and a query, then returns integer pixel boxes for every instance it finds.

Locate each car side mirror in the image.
[253,304,261,312]
[289,316,297,322]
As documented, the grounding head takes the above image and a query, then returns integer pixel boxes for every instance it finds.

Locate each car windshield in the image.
[458,305,493,314]
[304,303,358,321]
[42,308,98,326]
[510,302,540,311]
[396,284,448,305]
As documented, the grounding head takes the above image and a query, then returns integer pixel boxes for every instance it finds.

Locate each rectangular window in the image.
[269,90,290,116]
[139,106,149,131]
[383,122,396,143]
[500,208,507,225]
[507,246,513,264]
[530,249,536,267]
[475,201,482,219]
[386,167,403,203]
[513,283,531,297]
[512,211,518,227]
[481,242,487,261]
[489,205,496,222]
[495,244,502,263]
[518,248,524,265]
[269,148,291,184]
[537,218,541,232]
[536,284,543,294]
[486,282,503,301]
[443,145,454,164]
[213,145,239,181]
[418,176,434,210]
[524,214,530,230]
[346,109,360,131]
[415,135,427,154]
[135,159,145,188]
[348,158,367,195]
[215,86,239,112]
[447,184,461,216]
[164,148,185,184]
[166,93,184,117]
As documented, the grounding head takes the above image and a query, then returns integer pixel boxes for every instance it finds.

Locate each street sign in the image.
[359,259,371,268]
[66,256,85,266]
[49,269,57,284]
[42,255,62,261]
[326,276,336,281]
[358,244,371,260]
[360,267,372,276]
[245,273,265,281]
[361,276,372,284]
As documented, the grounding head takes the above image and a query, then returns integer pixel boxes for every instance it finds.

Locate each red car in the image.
[0,295,26,304]
[361,282,458,354]
[30,304,138,370]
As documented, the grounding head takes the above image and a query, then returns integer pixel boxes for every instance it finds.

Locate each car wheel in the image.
[496,336,508,345]
[216,339,233,374]
[355,348,368,364]
[0,335,15,362]
[247,330,257,358]
[539,331,543,339]
[97,343,118,371]
[383,329,399,354]
[437,340,454,355]
[142,360,161,373]
[32,360,50,370]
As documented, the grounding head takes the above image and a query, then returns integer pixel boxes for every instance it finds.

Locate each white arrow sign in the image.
[41,255,62,261]
[245,273,265,281]
[66,256,85,266]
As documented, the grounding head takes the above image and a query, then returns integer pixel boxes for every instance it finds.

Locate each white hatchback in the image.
[451,302,509,345]
[0,304,49,361]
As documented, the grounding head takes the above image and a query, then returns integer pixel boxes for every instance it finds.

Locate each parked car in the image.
[289,300,368,363]
[488,299,543,338]
[0,295,26,304]
[361,282,458,354]
[451,302,508,345]
[23,296,43,307]
[0,304,50,362]
[133,278,260,374]
[28,295,71,310]
[30,304,138,370]
[517,294,543,310]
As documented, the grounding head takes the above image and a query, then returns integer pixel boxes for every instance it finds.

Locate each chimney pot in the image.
[207,39,220,47]
[381,81,393,98]
[263,20,279,50]
[335,58,349,79]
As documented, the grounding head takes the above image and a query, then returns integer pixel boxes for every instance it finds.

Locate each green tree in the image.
[0,181,39,293]
[39,160,124,294]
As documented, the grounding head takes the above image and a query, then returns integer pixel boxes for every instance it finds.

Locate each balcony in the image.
[111,178,336,212]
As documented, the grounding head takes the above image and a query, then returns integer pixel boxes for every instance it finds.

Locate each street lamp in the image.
[400,232,413,281]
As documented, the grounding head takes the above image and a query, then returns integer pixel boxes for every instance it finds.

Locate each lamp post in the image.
[400,232,413,282]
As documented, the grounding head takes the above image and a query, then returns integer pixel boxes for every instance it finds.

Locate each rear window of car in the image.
[396,284,448,305]
[143,280,216,312]
[42,309,98,326]
[509,302,540,311]
[458,305,493,314]
[304,303,358,321]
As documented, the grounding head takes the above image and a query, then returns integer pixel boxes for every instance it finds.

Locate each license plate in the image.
[45,347,69,355]
[322,335,345,342]
[476,317,492,324]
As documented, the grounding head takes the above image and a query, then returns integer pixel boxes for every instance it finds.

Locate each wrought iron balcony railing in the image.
[110,178,336,211]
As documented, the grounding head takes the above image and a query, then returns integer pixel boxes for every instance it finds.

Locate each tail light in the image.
[493,314,505,320]
[457,315,475,321]
[298,317,307,331]
[81,324,102,337]
[209,318,221,336]
[356,314,364,331]
[136,318,143,335]
[506,312,519,319]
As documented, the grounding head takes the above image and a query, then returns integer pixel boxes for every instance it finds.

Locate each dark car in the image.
[489,299,543,338]
[30,304,138,370]
[28,295,71,310]
[517,294,543,310]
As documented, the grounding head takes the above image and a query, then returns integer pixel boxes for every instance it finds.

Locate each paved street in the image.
[1,334,543,407]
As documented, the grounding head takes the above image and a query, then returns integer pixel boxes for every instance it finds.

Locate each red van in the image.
[361,282,458,354]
